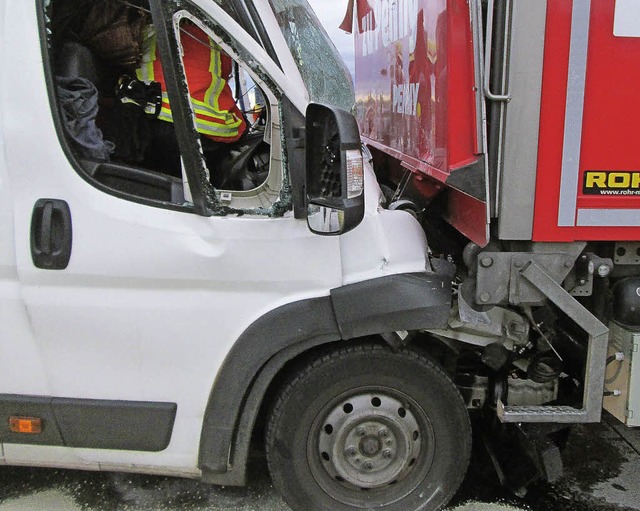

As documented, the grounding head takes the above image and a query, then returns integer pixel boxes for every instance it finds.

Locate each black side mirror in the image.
[305,103,365,235]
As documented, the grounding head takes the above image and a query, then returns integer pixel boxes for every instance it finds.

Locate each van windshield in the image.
[267,0,355,111]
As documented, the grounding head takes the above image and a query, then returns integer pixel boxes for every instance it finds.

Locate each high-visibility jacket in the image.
[137,24,247,143]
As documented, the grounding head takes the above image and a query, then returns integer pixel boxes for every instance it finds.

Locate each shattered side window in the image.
[267,0,354,111]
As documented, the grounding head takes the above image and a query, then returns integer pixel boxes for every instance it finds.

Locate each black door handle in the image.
[31,199,73,270]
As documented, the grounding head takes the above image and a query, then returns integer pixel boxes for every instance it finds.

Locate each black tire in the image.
[266,344,471,511]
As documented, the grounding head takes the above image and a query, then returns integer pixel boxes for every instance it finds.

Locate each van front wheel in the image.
[266,344,471,511]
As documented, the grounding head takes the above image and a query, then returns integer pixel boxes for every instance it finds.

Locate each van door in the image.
[0,98,49,416]
[2,0,341,468]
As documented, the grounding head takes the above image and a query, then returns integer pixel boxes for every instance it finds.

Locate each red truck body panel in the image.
[351,0,640,245]
[533,0,640,242]
[352,0,487,244]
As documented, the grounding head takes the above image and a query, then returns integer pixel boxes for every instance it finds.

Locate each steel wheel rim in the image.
[308,387,436,507]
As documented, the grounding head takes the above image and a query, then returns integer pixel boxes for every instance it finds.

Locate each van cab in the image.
[0,1,461,511]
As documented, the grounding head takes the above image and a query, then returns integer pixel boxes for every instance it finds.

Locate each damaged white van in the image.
[0,1,467,510]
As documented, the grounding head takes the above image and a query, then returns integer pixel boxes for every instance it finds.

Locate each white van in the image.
[0,1,465,510]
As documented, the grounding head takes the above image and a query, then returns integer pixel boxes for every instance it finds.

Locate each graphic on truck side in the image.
[583,171,640,196]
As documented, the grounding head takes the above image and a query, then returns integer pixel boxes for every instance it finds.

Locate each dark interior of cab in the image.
[48,0,270,207]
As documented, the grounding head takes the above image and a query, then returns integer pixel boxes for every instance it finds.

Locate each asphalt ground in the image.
[0,413,638,511]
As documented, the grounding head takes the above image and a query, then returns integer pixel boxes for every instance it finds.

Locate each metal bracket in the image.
[498,262,609,423]
[566,273,593,296]
[476,250,579,306]
[566,253,613,296]
[614,242,640,265]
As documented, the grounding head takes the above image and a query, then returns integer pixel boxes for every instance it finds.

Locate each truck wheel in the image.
[266,344,471,511]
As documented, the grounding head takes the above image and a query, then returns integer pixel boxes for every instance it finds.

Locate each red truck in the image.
[342,0,640,503]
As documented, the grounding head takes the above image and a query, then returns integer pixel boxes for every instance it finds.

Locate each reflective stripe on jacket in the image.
[136,24,246,143]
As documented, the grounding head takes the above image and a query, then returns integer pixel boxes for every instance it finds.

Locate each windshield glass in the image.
[267,0,355,111]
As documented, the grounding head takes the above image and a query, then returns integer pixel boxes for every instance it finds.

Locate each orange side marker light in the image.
[9,417,43,434]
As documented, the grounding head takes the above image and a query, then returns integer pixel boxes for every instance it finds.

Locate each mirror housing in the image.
[305,103,364,235]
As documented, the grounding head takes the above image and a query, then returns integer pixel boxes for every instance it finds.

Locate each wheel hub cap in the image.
[360,436,381,457]
[317,393,422,489]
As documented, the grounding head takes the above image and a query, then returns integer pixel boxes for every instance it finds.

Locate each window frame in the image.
[39,0,296,218]
[155,1,296,216]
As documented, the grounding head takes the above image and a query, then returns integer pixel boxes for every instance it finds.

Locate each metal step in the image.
[493,262,608,424]
[497,401,590,423]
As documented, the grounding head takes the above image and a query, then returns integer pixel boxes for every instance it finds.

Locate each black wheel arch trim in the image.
[198,271,452,484]
[330,271,452,339]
